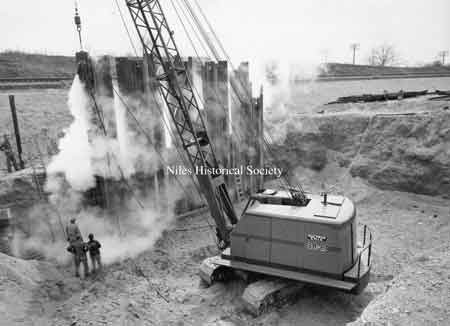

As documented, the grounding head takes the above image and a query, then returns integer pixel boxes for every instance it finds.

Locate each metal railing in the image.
[356,224,372,279]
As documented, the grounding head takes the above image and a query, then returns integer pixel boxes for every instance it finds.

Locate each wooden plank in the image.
[8,95,25,169]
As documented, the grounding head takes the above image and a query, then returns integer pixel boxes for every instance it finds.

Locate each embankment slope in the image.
[0,52,75,78]
[274,109,450,198]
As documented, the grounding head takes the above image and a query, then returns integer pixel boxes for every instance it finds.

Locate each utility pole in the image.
[350,43,360,65]
[438,50,449,65]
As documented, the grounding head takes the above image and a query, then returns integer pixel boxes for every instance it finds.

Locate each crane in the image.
[125,0,238,248]
[125,0,372,315]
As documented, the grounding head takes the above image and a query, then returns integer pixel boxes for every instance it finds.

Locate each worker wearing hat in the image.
[87,233,102,273]
[67,235,89,278]
[0,134,18,173]
[66,217,83,245]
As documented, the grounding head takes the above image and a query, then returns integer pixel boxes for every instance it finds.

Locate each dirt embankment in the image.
[0,51,75,78]
[0,252,66,326]
[348,244,450,326]
[274,109,450,198]
[319,63,450,79]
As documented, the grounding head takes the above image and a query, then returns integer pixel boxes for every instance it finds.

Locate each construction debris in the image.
[326,90,428,104]
[428,89,450,101]
[327,89,450,105]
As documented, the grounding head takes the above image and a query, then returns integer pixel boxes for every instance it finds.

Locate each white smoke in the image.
[113,84,163,178]
[248,60,321,144]
[16,75,184,265]
[46,75,95,191]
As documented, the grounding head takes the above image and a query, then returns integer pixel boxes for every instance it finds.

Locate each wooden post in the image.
[95,56,116,138]
[217,61,231,168]
[203,61,229,164]
[116,56,170,212]
[8,95,25,169]
[256,87,264,190]
[234,62,252,195]
[144,54,167,213]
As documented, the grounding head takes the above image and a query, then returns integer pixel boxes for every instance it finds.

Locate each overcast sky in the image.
[1,0,449,67]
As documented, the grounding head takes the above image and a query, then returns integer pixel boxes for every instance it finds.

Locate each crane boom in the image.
[125,0,238,246]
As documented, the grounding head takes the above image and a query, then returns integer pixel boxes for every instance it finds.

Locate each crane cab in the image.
[201,189,372,294]
[231,189,356,275]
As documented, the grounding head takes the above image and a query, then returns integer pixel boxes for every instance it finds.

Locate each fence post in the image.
[8,95,25,169]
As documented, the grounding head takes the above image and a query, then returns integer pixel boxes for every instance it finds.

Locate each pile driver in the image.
[124,0,372,314]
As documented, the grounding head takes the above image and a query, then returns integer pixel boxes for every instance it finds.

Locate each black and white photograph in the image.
[0,1,449,325]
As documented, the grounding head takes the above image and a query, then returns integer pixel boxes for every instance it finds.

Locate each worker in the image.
[66,218,82,244]
[0,135,18,173]
[86,233,102,272]
[67,235,89,278]
[41,128,58,156]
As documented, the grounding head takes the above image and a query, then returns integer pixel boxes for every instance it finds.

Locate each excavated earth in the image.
[270,99,450,198]
[0,98,449,326]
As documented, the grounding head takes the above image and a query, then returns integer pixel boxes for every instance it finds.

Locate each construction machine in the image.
[125,0,372,315]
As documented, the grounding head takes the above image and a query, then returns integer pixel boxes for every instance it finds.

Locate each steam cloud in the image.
[13,58,322,265]
[15,75,181,265]
[250,60,322,144]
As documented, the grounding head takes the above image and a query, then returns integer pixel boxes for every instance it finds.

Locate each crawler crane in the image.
[125,0,372,314]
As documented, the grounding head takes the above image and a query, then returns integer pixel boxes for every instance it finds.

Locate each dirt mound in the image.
[0,51,74,78]
[274,109,450,198]
[350,111,450,197]
[320,63,450,78]
[0,252,64,325]
[347,244,450,326]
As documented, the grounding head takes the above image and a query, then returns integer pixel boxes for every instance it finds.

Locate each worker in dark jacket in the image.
[87,233,102,272]
[67,235,89,278]
[0,135,18,173]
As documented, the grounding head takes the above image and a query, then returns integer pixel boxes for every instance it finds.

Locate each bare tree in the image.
[368,44,398,66]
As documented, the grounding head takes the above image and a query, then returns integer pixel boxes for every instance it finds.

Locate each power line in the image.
[178,0,306,201]
[170,0,285,201]
[171,0,212,60]
[173,0,285,191]
[113,0,139,56]
[109,2,219,243]
[109,0,206,200]
[189,0,300,193]
[171,0,248,147]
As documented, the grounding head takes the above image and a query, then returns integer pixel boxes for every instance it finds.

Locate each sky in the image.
[1,0,449,67]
